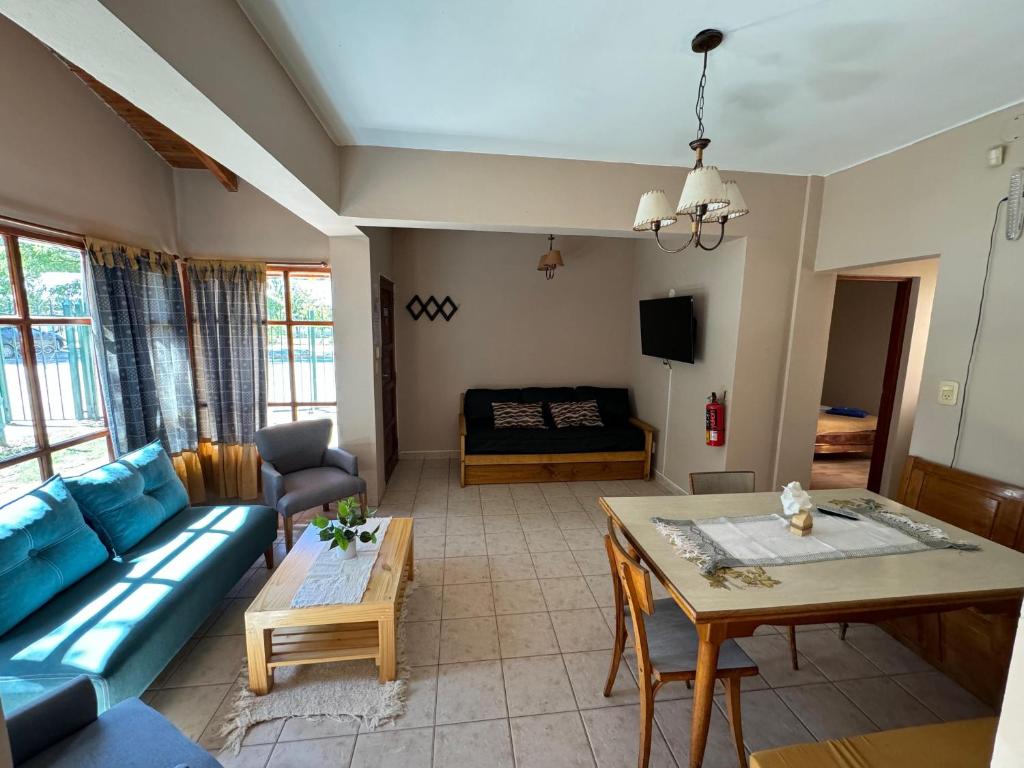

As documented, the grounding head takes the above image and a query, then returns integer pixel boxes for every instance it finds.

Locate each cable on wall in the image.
[951,196,1007,467]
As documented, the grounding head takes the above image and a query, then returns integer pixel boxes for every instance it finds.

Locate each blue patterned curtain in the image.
[187,259,267,500]
[86,238,199,458]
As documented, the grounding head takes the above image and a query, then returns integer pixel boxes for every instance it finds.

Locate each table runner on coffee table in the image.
[653,498,979,576]
[291,517,393,607]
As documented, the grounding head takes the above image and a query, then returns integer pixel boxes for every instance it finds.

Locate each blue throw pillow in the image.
[66,442,189,555]
[0,476,109,636]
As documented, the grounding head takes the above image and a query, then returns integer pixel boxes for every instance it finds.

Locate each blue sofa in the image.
[0,442,277,713]
[5,675,222,767]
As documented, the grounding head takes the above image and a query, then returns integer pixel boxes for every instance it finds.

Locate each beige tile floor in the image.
[147,458,994,767]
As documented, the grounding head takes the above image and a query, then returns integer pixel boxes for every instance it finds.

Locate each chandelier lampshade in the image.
[676,165,729,216]
[631,27,748,254]
[633,190,678,232]
[703,181,749,222]
[537,235,564,279]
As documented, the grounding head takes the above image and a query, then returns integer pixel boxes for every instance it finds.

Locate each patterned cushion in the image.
[549,400,604,428]
[492,402,546,429]
[0,476,109,636]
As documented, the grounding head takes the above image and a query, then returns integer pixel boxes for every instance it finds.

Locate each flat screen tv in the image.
[639,296,696,363]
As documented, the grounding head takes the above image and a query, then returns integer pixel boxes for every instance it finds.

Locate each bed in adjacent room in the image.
[815,407,878,454]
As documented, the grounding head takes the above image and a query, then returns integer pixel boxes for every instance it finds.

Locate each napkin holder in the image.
[781,481,814,537]
[789,510,813,537]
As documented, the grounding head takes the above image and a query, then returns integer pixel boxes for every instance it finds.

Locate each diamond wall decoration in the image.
[422,296,441,321]
[405,294,458,322]
[438,296,459,321]
[405,294,426,320]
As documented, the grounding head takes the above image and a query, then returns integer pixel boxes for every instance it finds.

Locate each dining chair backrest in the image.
[689,470,755,495]
[605,518,654,616]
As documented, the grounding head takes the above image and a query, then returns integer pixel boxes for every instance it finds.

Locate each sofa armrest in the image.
[323,447,358,477]
[7,676,98,765]
[629,416,655,434]
[459,413,467,437]
[261,461,285,508]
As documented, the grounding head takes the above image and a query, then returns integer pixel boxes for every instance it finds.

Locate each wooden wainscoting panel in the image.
[885,456,1024,707]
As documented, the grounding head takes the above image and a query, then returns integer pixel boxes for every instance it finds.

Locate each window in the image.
[266,267,337,441]
[0,227,112,503]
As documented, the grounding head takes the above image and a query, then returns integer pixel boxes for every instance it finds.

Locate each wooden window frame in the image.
[0,225,113,480]
[266,265,336,422]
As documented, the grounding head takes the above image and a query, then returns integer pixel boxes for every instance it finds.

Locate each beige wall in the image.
[627,237,746,491]
[392,229,636,454]
[0,15,177,250]
[772,178,835,489]
[174,172,328,261]
[820,280,898,413]
[725,177,816,490]
[817,103,1024,486]
[330,235,383,503]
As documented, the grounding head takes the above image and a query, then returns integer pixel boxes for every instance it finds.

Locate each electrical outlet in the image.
[938,380,959,406]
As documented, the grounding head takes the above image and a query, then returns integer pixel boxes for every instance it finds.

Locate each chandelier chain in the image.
[695,51,708,140]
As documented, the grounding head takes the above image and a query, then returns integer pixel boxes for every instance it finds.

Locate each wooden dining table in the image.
[599,488,1024,768]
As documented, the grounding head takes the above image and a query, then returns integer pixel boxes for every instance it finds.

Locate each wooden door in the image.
[379,277,399,481]
[866,277,912,493]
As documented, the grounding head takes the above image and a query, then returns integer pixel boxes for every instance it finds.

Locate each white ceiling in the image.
[239,0,1024,176]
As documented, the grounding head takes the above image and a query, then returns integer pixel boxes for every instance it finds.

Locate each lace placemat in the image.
[291,517,392,607]
[653,498,979,576]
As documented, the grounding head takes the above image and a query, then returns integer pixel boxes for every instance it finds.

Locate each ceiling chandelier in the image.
[633,29,748,253]
[537,234,564,279]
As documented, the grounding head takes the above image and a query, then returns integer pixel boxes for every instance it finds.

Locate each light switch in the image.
[938,380,959,406]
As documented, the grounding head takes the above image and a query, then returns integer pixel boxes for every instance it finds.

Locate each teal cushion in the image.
[0,477,109,637]
[120,442,189,522]
[65,443,188,555]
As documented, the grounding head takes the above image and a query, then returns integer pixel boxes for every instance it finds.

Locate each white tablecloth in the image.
[653,499,979,576]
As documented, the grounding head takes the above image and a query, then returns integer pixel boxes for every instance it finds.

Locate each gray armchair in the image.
[3,675,221,767]
[255,419,367,550]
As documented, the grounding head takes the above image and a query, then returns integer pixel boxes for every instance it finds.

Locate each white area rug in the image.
[221,582,415,753]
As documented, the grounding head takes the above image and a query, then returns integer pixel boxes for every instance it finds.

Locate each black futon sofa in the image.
[458,386,654,486]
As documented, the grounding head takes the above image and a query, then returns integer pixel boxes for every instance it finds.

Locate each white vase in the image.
[338,541,357,561]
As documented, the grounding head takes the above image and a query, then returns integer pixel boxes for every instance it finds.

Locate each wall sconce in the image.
[537,234,564,280]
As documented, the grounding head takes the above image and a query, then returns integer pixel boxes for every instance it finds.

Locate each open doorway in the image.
[811,276,912,492]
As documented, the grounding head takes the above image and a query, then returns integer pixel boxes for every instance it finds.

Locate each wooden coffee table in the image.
[244,518,414,694]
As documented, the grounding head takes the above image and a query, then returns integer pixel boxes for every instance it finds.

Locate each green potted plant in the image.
[311,496,380,560]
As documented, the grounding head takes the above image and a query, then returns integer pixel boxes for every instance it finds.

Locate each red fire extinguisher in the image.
[706,392,725,446]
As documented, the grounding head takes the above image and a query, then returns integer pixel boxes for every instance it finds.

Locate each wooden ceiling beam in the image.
[57,54,238,191]
[187,142,238,192]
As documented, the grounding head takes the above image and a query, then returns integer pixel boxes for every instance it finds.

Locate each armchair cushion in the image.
[277,467,366,517]
[323,447,358,476]
[0,477,108,637]
[6,675,97,765]
[19,696,222,768]
[255,420,330,474]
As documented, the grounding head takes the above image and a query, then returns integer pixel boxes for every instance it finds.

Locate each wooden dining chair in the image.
[689,470,756,495]
[687,470,849,670]
[604,519,758,768]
